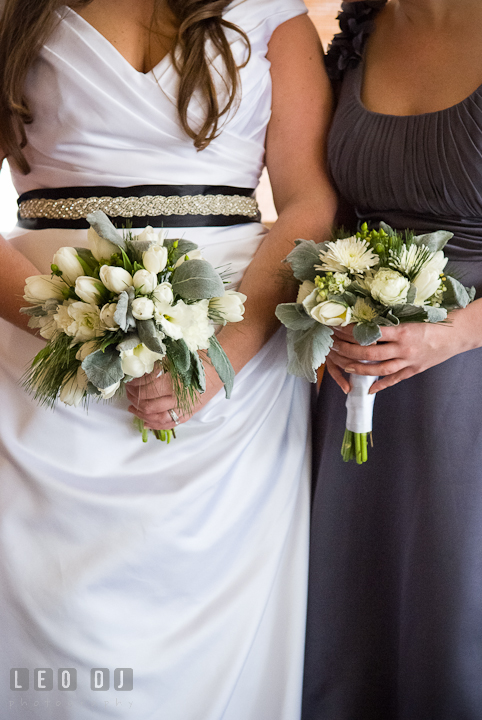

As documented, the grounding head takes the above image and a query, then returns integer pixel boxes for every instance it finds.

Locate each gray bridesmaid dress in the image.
[302,3,482,719]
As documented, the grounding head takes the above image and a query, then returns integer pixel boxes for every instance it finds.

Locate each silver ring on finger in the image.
[168,408,180,425]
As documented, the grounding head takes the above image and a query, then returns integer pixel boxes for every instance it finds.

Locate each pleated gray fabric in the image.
[302,59,482,720]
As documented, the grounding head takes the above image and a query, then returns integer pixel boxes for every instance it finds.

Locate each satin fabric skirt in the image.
[1,224,311,719]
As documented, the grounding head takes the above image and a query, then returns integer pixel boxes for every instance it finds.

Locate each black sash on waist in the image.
[17,184,261,230]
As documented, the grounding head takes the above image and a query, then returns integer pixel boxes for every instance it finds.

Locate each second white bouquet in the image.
[276,223,475,463]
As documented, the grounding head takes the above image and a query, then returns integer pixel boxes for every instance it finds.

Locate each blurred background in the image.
[0,0,341,234]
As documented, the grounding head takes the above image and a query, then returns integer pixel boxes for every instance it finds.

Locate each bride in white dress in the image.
[0,0,335,717]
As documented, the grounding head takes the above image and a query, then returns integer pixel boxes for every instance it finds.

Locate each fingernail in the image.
[345,367,355,373]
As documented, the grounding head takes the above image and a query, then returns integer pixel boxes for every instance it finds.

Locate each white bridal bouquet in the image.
[276,223,475,463]
[21,211,246,442]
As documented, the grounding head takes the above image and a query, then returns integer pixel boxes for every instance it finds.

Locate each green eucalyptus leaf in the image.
[287,323,334,383]
[275,303,315,331]
[86,210,126,249]
[207,335,235,398]
[285,239,326,282]
[82,348,124,390]
[171,259,224,300]
[412,230,453,253]
[352,322,382,346]
[136,319,166,355]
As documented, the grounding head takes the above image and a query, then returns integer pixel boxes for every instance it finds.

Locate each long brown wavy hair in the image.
[0,0,251,173]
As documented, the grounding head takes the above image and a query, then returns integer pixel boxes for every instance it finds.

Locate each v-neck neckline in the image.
[63,6,173,78]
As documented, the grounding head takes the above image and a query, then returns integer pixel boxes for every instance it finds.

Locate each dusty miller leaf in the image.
[136,319,166,355]
[171,259,224,300]
[285,239,325,282]
[286,323,334,383]
[275,303,316,331]
[208,336,235,398]
[86,210,126,249]
[82,348,124,389]
[352,322,382,346]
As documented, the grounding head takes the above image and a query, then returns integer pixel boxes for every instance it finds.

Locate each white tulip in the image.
[143,245,168,274]
[209,290,247,323]
[59,366,88,407]
[133,269,158,295]
[24,274,65,303]
[52,247,84,285]
[134,226,167,246]
[75,276,103,304]
[87,227,119,262]
[153,282,174,307]
[131,297,155,320]
[120,343,165,378]
[99,381,121,399]
[311,300,352,327]
[370,268,410,307]
[99,265,133,294]
[100,303,119,331]
[174,249,204,268]
[412,251,447,306]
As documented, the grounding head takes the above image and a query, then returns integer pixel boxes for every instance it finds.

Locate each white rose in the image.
[75,340,99,362]
[412,251,448,306]
[133,269,158,294]
[99,381,121,399]
[131,297,155,320]
[370,268,410,307]
[143,245,168,274]
[59,366,88,407]
[99,265,133,294]
[209,290,247,323]
[99,303,119,330]
[174,249,204,268]
[310,300,352,327]
[87,227,119,262]
[52,247,84,285]
[134,226,167,246]
[67,302,103,343]
[75,276,104,304]
[297,280,316,305]
[24,274,65,303]
[121,343,164,378]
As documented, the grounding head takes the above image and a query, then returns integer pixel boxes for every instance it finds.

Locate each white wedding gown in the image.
[0,1,311,718]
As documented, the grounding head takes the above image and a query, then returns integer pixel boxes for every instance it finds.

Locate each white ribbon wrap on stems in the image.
[345,373,378,433]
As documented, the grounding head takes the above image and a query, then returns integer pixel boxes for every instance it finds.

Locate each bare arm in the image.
[0,156,42,334]
[128,14,337,428]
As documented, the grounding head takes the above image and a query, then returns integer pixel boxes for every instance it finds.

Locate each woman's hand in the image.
[126,361,223,431]
[327,298,482,394]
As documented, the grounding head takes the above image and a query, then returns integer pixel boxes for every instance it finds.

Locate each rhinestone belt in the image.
[17,184,261,229]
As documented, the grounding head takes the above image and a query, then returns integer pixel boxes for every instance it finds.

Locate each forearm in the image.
[0,234,42,334]
[216,190,336,375]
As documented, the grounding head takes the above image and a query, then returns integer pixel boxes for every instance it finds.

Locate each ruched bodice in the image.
[328,57,482,260]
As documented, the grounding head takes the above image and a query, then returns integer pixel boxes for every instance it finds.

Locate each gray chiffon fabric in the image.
[302,47,482,720]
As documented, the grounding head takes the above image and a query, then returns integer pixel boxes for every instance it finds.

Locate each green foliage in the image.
[207,335,235,398]
[171,259,225,300]
[286,323,334,383]
[81,348,124,389]
[22,334,79,407]
[352,322,382,346]
[275,303,316,331]
[136,319,166,354]
[285,239,325,282]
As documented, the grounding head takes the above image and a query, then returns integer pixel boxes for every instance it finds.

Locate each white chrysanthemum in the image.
[317,237,378,274]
